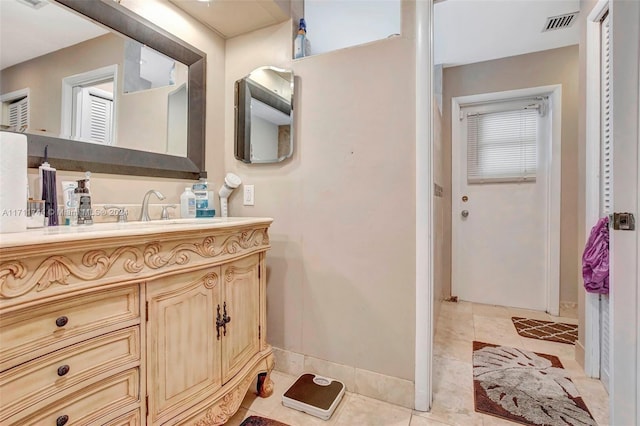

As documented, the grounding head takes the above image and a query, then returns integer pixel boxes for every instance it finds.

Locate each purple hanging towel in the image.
[582,216,609,294]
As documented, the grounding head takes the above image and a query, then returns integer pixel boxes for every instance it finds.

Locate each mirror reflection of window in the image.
[124,41,176,93]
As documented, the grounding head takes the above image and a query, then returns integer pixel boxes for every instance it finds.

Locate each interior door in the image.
[452,96,550,311]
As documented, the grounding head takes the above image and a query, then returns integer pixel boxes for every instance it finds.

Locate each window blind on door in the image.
[467,107,538,183]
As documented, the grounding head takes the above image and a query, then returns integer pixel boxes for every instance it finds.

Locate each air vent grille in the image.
[542,12,578,32]
[15,0,48,9]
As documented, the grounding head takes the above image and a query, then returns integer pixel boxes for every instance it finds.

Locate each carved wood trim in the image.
[193,374,254,426]
[0,228,269,299]
[191,353,274,426]
[224,264,256,283]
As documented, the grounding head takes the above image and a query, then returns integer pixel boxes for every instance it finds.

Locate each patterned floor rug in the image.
[473,341,596,426]
[512,317,578,345]
[240,416,289,426]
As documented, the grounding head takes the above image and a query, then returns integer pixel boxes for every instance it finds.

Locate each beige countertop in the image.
[0,217,273,249]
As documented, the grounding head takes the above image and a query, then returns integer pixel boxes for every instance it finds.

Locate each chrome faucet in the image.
[139,190,166,221]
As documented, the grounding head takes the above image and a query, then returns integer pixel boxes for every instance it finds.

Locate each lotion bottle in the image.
[180,187,196,218]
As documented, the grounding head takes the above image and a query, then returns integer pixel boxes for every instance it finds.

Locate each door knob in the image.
[461,210,469,218]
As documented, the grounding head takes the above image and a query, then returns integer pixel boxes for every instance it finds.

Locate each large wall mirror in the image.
[0,0,206,179]
[235,66,294,164]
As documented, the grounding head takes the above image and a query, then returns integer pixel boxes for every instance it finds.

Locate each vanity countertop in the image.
[0,217,273,249]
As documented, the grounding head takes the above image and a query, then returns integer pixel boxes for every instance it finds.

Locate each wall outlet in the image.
[243,185,255,206]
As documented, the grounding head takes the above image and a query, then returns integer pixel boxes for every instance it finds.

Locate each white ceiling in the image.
[0,0,108,70]
[434,0,580,67]
[168,0,291,39]
[1,0,581,72]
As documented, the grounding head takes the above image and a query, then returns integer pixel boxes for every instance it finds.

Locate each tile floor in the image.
[230,301,609,426]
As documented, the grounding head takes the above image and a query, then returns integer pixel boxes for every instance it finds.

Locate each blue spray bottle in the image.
[294,18,308,59]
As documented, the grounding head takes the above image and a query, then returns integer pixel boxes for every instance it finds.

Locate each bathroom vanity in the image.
[0,218,273,425]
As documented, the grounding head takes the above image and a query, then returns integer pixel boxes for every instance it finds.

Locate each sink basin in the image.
[123,218,225,226]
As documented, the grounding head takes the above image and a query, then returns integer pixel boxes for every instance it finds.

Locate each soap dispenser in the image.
[75,179,93,225]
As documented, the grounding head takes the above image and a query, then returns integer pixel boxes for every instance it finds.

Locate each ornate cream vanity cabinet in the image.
[0,218,274,425]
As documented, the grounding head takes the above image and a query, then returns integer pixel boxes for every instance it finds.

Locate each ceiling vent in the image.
[15,0,48,9]
[542,11,579,32]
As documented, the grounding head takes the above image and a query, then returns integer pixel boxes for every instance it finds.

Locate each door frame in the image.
[583,0,609,380]
[451,85,562,315]
[584,0,640,423]
[414,0,433,412]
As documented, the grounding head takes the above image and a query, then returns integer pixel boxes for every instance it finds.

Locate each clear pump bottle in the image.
[180,187,196,218]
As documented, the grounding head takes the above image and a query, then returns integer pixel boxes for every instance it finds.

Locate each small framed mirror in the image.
[235,66,294,164]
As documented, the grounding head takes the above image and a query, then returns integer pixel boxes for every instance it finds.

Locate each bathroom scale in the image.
[282,373,345,420]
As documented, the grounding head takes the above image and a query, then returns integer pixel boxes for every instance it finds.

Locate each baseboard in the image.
[559,301,578,319]
[272,347,415,409]
[575,339,586,370]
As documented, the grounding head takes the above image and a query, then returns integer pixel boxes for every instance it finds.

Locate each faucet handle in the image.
[161,204,177,220]
[104,205,128,223]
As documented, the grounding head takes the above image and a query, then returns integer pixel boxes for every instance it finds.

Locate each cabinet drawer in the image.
[102,409,141,426]
[0,327,140,422]
[7,368,140,426]
[0,285,140,371]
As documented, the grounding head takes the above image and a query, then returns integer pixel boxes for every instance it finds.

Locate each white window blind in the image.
[466,106,539,183]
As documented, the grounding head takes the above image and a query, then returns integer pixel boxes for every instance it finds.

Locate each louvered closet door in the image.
[78,87,113,144]
[599,11,611,394]
[8,97,28,131]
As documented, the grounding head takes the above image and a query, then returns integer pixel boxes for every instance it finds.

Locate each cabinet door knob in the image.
[216,304,224,340]
[55,316,68,327]
[222,302,231,336]
[57,365,70,376]
[56,415,69,426]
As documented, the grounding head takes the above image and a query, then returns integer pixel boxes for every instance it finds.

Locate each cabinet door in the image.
[146,267,222,424]
[221,254,261,383]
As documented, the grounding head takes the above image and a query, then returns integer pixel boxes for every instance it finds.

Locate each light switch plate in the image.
[243,185,255,206]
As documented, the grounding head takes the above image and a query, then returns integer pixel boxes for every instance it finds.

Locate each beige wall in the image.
[224,6,417,380]
[21,0,226,211]
[442,45,580,305]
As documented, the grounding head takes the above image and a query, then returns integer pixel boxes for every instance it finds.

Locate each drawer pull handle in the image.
[56,415,69,426]
[55,316,68,327]
[57,365,70,376]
